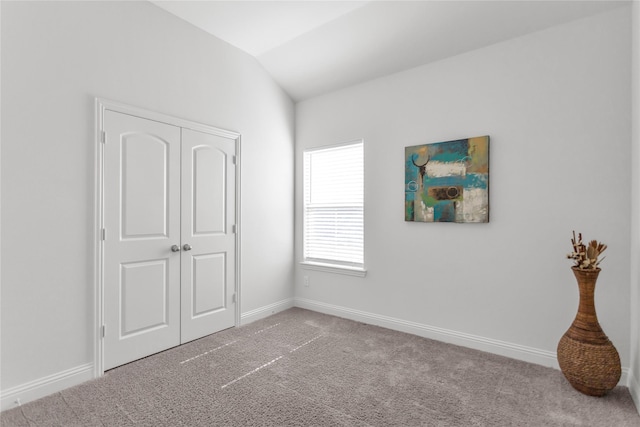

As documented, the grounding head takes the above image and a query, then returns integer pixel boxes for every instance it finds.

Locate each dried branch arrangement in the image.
[567,231,607,270]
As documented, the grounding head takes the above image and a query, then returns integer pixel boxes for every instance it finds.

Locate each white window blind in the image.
[303,141,364,269]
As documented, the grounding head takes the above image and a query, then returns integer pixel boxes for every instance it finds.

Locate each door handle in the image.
[183,244,192,251]
[171,245,181,252]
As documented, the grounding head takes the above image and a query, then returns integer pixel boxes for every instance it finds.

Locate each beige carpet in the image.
[2,307,639,426]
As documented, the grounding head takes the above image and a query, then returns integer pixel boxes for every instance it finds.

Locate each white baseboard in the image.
[621,367,631,390]
[629,369,640,415]
[294,298,634,386]
[295,297,635,384]
[1,363,94,411]
[241,297,294,325]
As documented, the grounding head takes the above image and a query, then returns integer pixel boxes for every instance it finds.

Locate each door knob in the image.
[171,245,181,252]
[183,243,192,251]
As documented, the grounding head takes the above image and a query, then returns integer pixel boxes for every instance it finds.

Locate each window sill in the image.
[300,261,367,277]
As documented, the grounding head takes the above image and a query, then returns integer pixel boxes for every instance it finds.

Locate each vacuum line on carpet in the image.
[181,324,281,365]
[180,340,238,364]
[220,334,324,390]
[59,392,83,424]
[289,335,323,353]
[221,356,284,389]
[252,323,281,335]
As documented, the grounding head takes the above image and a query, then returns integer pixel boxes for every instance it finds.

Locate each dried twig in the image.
[566,231,606,270]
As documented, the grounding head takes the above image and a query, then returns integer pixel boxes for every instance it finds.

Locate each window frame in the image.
[301,140,366,277]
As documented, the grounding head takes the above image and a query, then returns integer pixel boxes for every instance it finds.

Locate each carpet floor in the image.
[2,307,639,426]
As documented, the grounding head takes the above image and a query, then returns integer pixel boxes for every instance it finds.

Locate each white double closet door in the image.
[102,110,236,370]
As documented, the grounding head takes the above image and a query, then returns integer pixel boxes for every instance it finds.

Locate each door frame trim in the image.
[94,98,242,377]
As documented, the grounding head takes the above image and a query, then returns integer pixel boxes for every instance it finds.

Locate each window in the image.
[303,140,364,275]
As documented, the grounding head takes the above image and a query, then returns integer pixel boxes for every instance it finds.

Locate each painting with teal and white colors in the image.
[405,136,489,223]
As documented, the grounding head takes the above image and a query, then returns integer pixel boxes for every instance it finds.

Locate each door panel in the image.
[181,128,236,343]
[120,260,169,336]
[121,134,170,239]
[103,111,181,370]
[192,253,226,316]
[192,146,226,235]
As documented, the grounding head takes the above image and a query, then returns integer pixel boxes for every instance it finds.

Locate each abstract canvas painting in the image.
[405,136,489,223]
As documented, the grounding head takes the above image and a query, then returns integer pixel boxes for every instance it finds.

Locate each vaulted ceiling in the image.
[151,1,627,102]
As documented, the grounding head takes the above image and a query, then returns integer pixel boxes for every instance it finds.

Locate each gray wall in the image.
[1,0,294,405]
[295,7,632,373]
[631,0,640,412]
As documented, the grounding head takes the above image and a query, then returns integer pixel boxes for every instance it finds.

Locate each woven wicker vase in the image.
[557,267,621,396]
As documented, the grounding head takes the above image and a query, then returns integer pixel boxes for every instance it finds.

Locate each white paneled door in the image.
[103,110,236,371]
[180,128,236,343]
